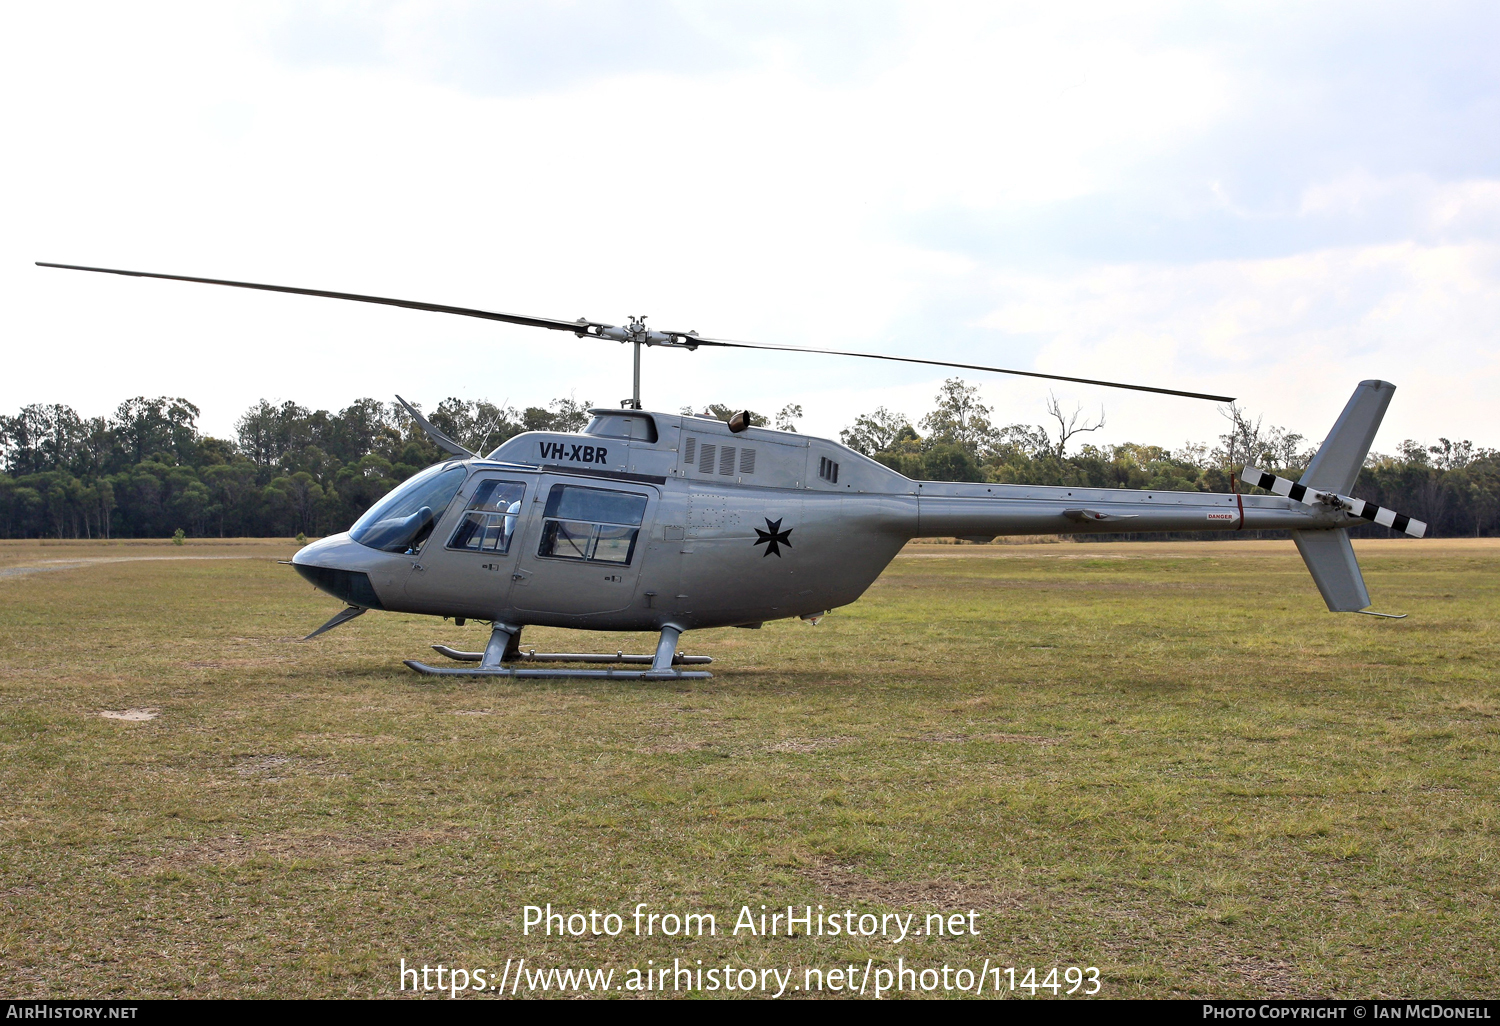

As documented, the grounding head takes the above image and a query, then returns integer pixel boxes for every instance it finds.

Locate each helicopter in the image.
[38,262,1428,680]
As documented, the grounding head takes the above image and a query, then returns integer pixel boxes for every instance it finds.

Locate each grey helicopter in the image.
[39,262,1428,681]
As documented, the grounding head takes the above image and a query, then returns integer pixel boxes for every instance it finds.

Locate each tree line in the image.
[0,395,590,540]
[0,384,1493,539]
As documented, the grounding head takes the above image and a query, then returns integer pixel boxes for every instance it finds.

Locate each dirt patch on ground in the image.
[1216,957,1302,998]
[767,737,850,754]
[230,754,345,780]
[980,732,1065,746]
[911,731,1063,745]
[233,755,293,776]
[124,827,470,874]
[99,708,159,722]
[0,556,259,579]
[185,657,292,669]
[882,575,1215,594]
[636,738,733,754]
[805,859,1020,911]
[899,538,1494,558]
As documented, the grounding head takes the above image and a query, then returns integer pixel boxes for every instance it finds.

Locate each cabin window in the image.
[447,479,527,554]
[537,484,649,565]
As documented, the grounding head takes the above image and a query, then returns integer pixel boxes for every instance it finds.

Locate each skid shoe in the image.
[404,623,711,680]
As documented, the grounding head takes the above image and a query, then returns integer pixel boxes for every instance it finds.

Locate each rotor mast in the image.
[608,315,683,410]
[631,337,642,410]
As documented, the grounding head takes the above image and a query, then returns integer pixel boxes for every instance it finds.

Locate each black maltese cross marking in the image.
[754,517,793,558]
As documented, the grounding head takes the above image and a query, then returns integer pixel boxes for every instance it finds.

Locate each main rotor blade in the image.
[35,262,604,334]
[39,261,1234,402]
[687,337,1236,403]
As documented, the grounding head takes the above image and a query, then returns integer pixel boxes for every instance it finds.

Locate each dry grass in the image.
[0,536,1496,998]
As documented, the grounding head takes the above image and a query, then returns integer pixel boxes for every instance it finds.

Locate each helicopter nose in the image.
[291,533,393,610]
[292,532,358,569]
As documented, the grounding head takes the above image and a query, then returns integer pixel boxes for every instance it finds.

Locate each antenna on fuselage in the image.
[394,395,477,458]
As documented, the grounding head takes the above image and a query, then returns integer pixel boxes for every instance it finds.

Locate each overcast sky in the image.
[4,2,1497,453]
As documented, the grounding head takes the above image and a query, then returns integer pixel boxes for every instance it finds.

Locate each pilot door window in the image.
[447,480,527,554]
[537,484,648,566]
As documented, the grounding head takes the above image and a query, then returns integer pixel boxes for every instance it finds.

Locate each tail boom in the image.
[913,482,1344,538]
[891,380,1416,616]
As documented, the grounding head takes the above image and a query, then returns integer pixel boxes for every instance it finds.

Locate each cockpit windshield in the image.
[349,463,467,553]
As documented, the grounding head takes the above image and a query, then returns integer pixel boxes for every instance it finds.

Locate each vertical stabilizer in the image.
[1292,530,1371,612]
[1288,380,1405,614]
[1300,380,1395,494]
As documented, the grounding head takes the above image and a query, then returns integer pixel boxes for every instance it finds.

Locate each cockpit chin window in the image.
[349,464,467,553]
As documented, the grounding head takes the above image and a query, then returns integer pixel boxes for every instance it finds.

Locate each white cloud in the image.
[1,1,1497,454]
[978,240,1500,447]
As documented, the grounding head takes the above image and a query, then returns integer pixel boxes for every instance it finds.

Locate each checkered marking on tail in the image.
[1241,466,1427,538]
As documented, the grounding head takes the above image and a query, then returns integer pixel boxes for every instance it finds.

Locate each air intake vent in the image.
[698,443,716,474]
[739,448,756,474]
[683,437,696,466]
[819,456,840,484]
[719,446,736,475]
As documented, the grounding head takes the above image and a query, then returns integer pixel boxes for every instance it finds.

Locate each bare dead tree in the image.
[1045,392,1105,458]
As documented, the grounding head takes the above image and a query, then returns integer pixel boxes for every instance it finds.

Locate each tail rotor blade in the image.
[1241,466,1427,538]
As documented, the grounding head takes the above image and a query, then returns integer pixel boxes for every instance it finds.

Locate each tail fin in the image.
[1292,530,1371,612]
[1291,379,1395,613]
[1299,379,1395,494]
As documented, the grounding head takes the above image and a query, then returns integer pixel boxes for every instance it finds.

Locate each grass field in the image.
[0,536,1496,999]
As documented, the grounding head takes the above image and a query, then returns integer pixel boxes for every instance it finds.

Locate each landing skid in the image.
[405,623,712,680]
[403,661,711,680]
[428,645,711,666]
